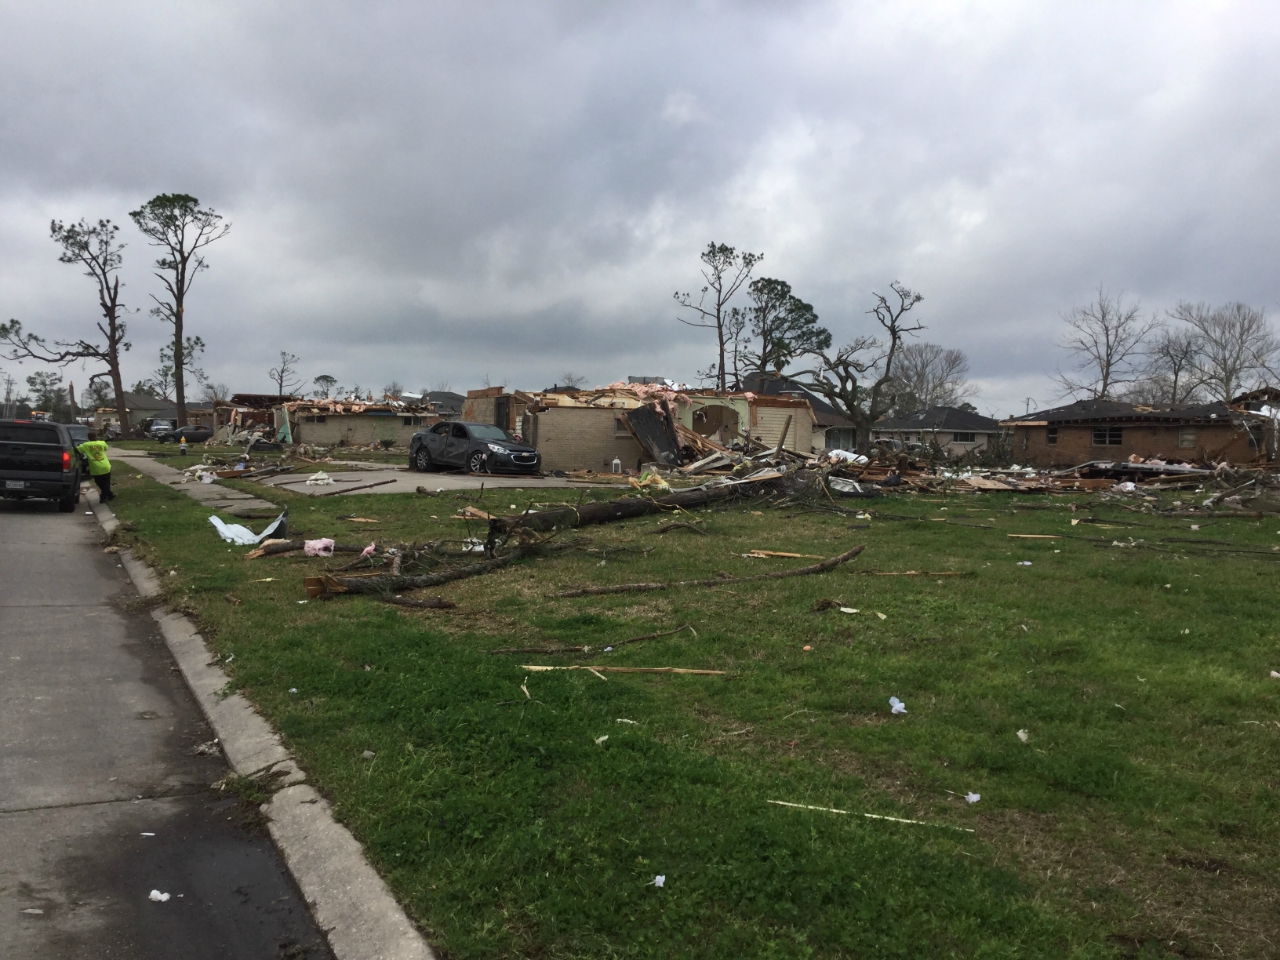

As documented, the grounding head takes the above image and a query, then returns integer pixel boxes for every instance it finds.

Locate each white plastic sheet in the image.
[208,509,288,545]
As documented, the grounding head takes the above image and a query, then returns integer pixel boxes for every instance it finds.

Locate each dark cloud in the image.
[2,1,1279,413]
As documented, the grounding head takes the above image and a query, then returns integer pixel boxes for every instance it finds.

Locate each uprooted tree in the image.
[675,242,762,391]
[130,194,231,427]
[795,282,925,453]
[0,218,133,431]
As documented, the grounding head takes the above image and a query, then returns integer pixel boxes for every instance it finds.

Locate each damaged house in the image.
[1000,398,1272,467]
[278,397,439,447]
[517,383,820,473]
[871,406,1002,455]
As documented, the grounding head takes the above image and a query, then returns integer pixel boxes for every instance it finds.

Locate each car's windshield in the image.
[0,423,61,444]
[468,424,513,442]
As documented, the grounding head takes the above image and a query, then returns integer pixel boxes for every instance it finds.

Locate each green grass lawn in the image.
[103,465,1280,958]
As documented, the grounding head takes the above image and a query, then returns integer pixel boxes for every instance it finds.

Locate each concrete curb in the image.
[88,487,436,960]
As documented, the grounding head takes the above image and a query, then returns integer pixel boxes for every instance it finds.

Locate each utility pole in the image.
[1023,397,1037,416]
[2,374,15,419]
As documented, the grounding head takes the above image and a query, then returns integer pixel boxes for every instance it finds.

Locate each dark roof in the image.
[873,406,1001,433]
[1004,399,1240,426]
[425,391,465,412]
[113,392,176,412]
[739,373,853,428]
[228,393,301,409]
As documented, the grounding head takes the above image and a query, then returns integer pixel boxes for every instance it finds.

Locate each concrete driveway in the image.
[0,496,332,959]
[257,468,627,496]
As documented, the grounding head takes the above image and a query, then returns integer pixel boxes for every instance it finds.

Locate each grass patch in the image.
[103,465,1280,957]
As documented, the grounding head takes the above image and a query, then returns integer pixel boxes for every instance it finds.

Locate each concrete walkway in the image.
[0,497,332,959]
[108,449,279,515]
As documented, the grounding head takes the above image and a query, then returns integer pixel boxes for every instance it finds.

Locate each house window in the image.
[952,432,976,443]
[1092,426,1123,446]
[615,417,630,437]
[1047,426,1057,445]
[304,415,326,424]
[1178,427,1195,448]
[403,416,424,426]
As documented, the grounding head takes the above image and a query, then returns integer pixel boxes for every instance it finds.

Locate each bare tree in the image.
[1173,301,1278,401]
[890,342,974,412]
[796,282,925,452]
[1054,289,1157,400]
[269,352,303,400]
[1123,326,1205,405]
[201,381,231,406]
[558,372,587,389]
[383,380,404,399]
[0,219,134,431]
[129,194,231,426]
[675,243,762,390]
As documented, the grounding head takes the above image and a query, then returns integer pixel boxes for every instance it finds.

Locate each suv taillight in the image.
[62,450,71,472]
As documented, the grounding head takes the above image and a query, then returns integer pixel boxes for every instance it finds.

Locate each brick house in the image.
[1000,399,1267,467]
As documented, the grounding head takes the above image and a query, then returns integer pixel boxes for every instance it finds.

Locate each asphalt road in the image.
[0,495,333,960]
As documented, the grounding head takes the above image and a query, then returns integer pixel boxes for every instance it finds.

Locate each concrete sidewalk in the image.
[107,449,278,515]
[0,497,332,959]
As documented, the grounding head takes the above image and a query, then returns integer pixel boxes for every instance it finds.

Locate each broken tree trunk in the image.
[489,481,763,538]
[244,539,366,559]
[554,545,866,597]
[307,549,526,598]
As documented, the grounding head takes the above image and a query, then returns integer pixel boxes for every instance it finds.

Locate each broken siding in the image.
[751,403,815,453]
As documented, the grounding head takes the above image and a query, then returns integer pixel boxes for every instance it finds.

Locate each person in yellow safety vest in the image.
[77,430,115,502]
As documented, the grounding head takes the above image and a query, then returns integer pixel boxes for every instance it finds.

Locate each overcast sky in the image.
[2,1,1278,417]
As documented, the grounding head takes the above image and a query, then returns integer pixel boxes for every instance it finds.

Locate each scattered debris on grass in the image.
[767,800,974,833]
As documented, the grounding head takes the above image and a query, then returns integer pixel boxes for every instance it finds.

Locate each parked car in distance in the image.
[409,421,541,474]
[155,425,214,444]
[0,420,83,511]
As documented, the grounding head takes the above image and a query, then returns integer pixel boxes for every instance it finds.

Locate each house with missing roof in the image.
[870,406,1003,456]
[1000,398,1271,467]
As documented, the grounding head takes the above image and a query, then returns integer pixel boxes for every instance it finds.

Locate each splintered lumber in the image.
[314,478,397,497]
[651,521,707,535]
[490,623,695,656]
[306,550,524,598]
[555,545,865,597]
[746,550,825,559]
[856,570,969,577]
[489,480,766,537]
[520,665,726,676]
[1006,534,1062,540]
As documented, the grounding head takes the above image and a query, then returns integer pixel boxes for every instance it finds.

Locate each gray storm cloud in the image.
[1,1,1278,413]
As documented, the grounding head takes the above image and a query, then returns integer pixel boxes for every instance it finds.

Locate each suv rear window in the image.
[0,424,61,444]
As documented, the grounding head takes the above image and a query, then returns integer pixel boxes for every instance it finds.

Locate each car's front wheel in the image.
[466,450,488,474]
[413,447,433,472]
